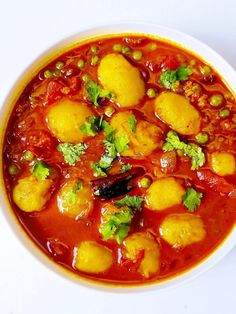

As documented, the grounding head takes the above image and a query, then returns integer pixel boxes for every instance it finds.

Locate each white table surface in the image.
[1,0,236,313]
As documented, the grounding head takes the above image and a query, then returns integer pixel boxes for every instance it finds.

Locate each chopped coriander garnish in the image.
[91,121,130,176]
[121,163,132,173]
[183,187,203,212]
[72,180,83,193]
[114,195,144,211]
[57,143,88,166]
[101,120,116,140]
[100,195,144,243]
[65,180,83,205]
[160,66,192,89]
[113,136,129,153]
[128,114,137,133]
[163,131,205,170]
[80,116,104,136]
[100,208,133,244]
[86,81,114,107]
[31,160,50,180]
[92,140,117,177]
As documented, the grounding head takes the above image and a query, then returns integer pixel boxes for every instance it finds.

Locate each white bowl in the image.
[1,22,236,293]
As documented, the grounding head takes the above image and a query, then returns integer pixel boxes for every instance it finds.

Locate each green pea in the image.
[105,106,115,117]
[139,177,151,188]
[200,65,211,75]
[90,45,98,54]
[113,44,122,52]
[122,46,131,54]
[9,164,18,176]
[146,88,157,98]
[82,74,89,82]
[91,55,99,66]
[44,70,53,79]
[132,50,142,61]
[148,43,157,51]
[210,94,224,107]
[77,59,85,69]
[52,69,61,77]
[55,61,65,70]
[196,133,209,144]
[219,109,230,118]
[23,150,35,161]
[189,60,196,66]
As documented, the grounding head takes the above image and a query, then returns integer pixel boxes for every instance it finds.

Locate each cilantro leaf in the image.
[80,116,103,136]
[57,143,88,166]
[92,163,107,177]
[100,195,144,243]
[72,179,83,193]
[101,120,116,140]
[176,66,192,81]
[114,224,130,244]
[121,163,132,173]
[31,160,50,180]
[128,114,137,133]
[100,208,133,244]
[113,136,129,153]
[160,70,177,89]
[163,131,205,170]
[183,187,203,212]
[86,81,113,107]
[115,195,144,211]
[160,66,192,89]
[92,140,117,176]
[65,180,83,205]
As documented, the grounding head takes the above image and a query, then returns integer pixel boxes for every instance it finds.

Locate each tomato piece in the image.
[147,55,179,72]
[44,80,65,105]
[25,130,58,159]
[161,55,180,70]
[197,170,236,197]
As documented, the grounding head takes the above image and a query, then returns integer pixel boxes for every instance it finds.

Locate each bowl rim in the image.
[1,21,236,293]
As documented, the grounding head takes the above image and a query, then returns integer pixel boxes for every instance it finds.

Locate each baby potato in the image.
[46,99,93,143]
[110,111,163,156]
[74,241,113,273]
[155,92,201,135]
[123,232,160,278]
[160,213,206,248]
[13,175,52,212]
[57,179,93,219]
[98,53,145,108]
[145,177,185,211]
[210,152,236,176]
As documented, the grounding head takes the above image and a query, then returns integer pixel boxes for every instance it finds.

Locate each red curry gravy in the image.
[3,35,236,285]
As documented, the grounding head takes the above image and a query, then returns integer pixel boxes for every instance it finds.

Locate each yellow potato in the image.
[160,213,206,248]
[210,152,236,176]
[98,53,145,108]
[123,232,160,278]
[110,111,163,156]
[145,177,185,211]
[155,92,201,135]
[13,175,52,212]
[73,241,113,273]
[57,179,93,218]
[46,99,93,143]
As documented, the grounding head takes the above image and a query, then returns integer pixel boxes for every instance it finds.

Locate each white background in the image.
[1,0,236,313]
